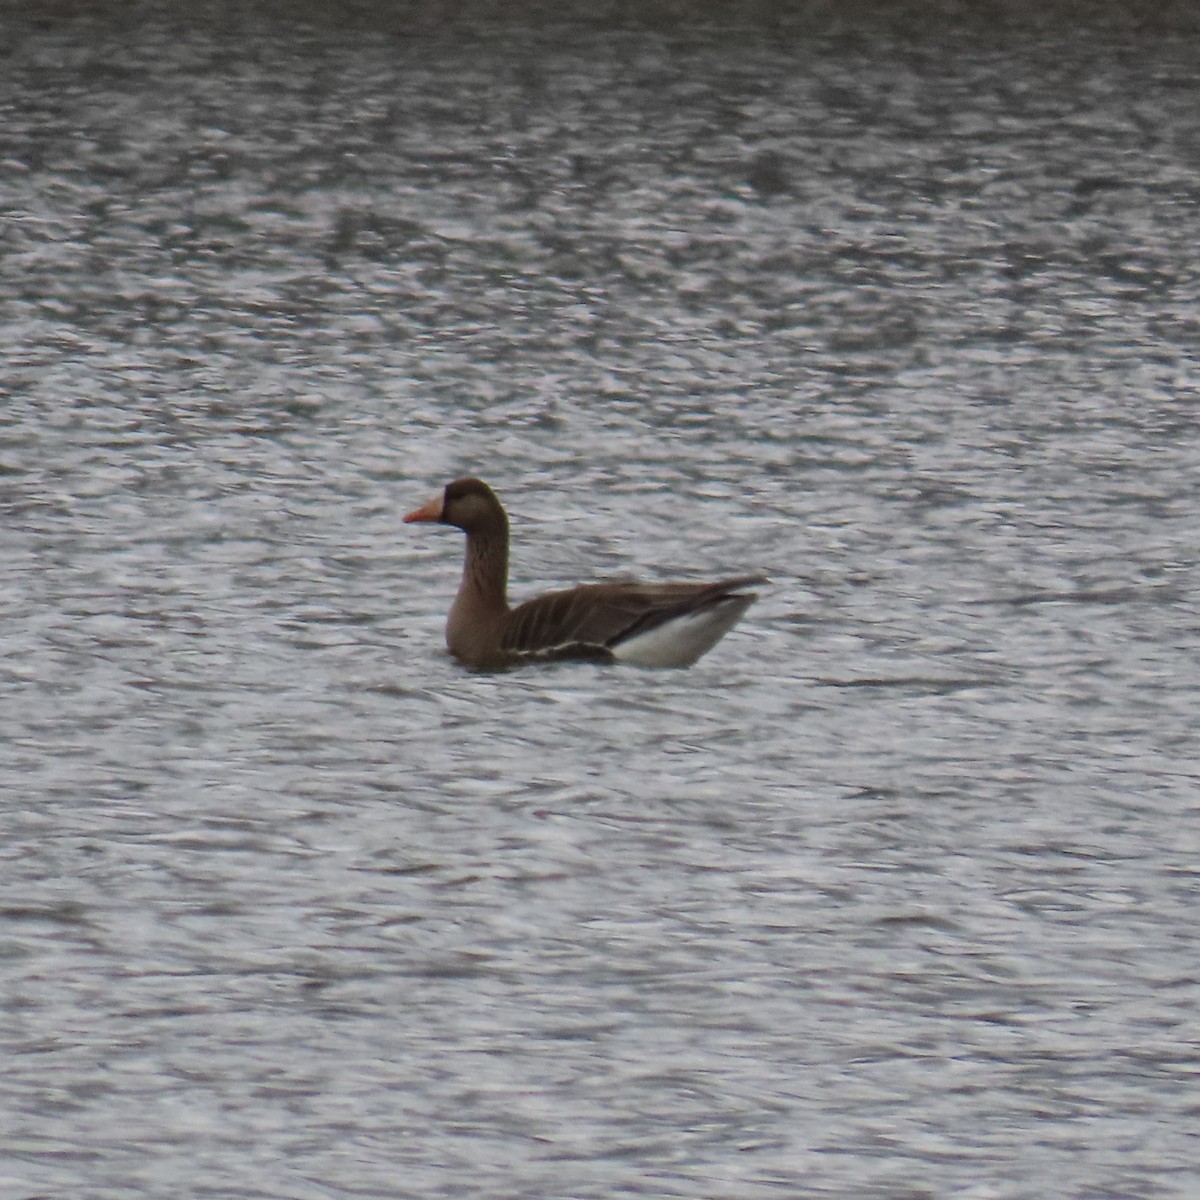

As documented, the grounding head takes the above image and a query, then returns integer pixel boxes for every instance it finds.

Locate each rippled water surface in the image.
[3,3,1200,1197]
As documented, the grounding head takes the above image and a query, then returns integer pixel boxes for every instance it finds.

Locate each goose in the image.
[404,477,764,669]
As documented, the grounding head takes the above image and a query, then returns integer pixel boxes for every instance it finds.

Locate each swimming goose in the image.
[404,477,764,669]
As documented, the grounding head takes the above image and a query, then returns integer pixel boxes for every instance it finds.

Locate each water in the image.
[3,3,1200,1197]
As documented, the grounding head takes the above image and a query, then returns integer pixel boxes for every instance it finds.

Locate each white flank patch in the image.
[610,597,755,668]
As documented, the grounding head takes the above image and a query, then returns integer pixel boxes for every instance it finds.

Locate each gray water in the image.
[3,3,1200,1197]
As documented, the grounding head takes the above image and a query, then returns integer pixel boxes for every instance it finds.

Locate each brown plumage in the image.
[404,478,765,669]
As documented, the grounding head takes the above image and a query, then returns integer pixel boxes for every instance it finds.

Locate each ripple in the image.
[3,5,1200,1200]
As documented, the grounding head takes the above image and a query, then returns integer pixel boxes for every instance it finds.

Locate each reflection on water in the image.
[3,3,1200,1198]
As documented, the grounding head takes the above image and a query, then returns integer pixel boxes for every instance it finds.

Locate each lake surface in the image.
[3,2,1200,1197]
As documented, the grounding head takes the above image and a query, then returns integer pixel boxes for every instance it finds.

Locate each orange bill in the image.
[403,495,443,523]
